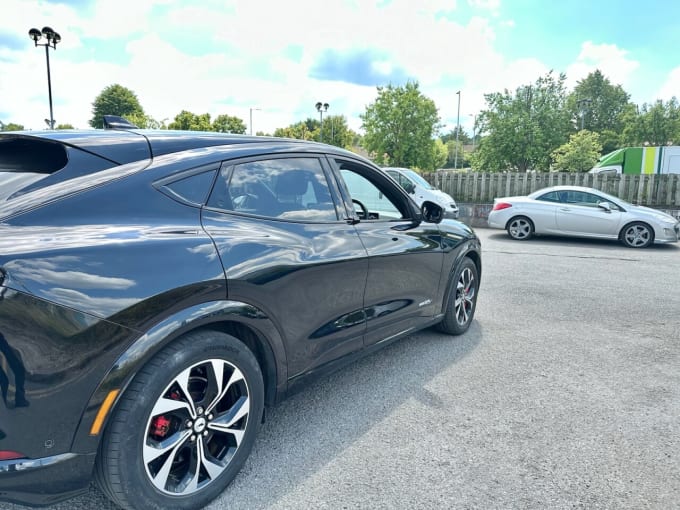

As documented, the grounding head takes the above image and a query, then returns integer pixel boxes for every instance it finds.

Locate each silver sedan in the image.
[487,185,680,248]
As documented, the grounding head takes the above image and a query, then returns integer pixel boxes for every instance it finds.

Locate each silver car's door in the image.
[555,190,622,236]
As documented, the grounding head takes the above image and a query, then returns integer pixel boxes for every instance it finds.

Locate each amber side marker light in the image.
[90,389,120,436]
[0,451,26,461]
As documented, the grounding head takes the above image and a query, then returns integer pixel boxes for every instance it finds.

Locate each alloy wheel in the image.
[454,267,476,326]
[142,359,250,496]
[508,218,532,240]
[624,224,651,248]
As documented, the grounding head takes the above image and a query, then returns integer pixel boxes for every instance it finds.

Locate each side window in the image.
[336,162,407,221]
[536,191,561,202]
[564,191,600,207]
[207,157,338,222]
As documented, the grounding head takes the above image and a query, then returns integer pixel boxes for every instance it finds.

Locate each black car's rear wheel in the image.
[95,330,264,510]
[436,257,478,336]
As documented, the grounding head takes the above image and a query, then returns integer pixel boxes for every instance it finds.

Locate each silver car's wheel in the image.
[95,331,264,510]
[621,222,653,248]
[507,216,534,241]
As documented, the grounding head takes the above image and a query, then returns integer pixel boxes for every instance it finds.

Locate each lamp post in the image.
[577,97,592,130]
[249,107,260,135]
[315,101,329,142]
[454,91,461,169]
[29,26,61,130]
[470,114,477,152]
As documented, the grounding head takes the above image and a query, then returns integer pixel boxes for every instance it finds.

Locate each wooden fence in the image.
[427,172,680,207]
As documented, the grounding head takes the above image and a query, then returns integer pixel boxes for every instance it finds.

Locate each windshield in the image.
[403,170,434,190]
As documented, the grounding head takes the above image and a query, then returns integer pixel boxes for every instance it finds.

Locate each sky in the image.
[1,0,679,135]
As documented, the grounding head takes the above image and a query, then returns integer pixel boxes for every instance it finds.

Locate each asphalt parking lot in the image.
[10,227,680,510]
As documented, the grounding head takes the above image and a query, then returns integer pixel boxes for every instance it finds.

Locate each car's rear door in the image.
[201,154,368,379]
[329,157,444,347]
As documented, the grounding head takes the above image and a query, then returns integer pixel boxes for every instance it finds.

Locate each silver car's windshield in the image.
[403,170,434,190]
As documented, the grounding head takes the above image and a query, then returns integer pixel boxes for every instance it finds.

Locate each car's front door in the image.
[555,190,623,236]
[202,155,369,379]
[331,158,444,347]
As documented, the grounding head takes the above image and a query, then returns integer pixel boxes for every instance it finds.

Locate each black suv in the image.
[0,130,481,509]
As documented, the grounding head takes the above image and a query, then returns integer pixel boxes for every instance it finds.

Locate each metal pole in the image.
[319,111,323,143]
[45,44,54,129]
[454,91,461,169]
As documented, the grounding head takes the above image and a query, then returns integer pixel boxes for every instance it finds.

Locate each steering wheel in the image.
[233,193,258,209]
[352,199,368,219]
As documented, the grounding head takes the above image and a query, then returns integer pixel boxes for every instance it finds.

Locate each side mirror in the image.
[598,201,612,212]
[404,182,416,194]
[421,201,443,224]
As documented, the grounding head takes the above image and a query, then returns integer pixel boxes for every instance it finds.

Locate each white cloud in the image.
[566,41,640,88]
[657,66,680,101]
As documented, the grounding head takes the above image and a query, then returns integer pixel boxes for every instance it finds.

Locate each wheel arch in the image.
[440,242,482,316]
[71,300,286,455]
[619,220,655,242]
[505,214,534,230]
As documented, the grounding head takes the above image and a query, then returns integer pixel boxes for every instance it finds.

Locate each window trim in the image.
[203,153,345,224]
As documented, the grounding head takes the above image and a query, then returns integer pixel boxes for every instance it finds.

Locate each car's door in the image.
[330,157,444,347]
[201,155,369,379]
[555,190,623,236]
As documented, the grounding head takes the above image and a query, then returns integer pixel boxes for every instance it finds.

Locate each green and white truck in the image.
[589,146,680,175]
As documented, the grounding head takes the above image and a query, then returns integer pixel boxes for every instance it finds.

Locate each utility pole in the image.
[454,91,461,169]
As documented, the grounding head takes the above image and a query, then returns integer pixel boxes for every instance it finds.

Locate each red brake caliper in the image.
[151,415,171,438]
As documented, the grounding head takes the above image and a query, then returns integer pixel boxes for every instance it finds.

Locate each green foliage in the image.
[473,71,571,172]
[444,139,467,168]
[426,138,448,171]
[273,119,318,140]
[551,130,602,172]
[441,127,471,145]
[566,70,632,133]
[0,122,25,131]
[90,84,145,128]
[320,115,352,148]
[123,113,165,129]
[622,98,680,146]
[168,111,212,131]
[55,123,75,129]
[361,81,440,170]
[212,114,246,134]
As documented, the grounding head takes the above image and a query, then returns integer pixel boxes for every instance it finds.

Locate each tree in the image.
[566,70,632,134]
[551,130,602,172]
[123,113,165,129]
[441,127,471,145]
[320,115,351,148]
[212,114,246,134]
[473,71,571,172]
[90,84,145,128]
[0,122,25,131]
[168,111,212,131]
[273,119,318,140]
[55,123,74,129]
[622,98,680,146]
[426,138,448,171]
[361,81,440,170]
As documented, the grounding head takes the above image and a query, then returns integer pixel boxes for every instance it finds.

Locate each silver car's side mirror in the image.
[598,201,612,212]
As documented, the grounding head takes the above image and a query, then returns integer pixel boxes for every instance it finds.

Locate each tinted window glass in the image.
[563,191,601,207]
[536,191,561,202]
[209,157,338,222]
[340,168,404,220]
[164,170,217,205]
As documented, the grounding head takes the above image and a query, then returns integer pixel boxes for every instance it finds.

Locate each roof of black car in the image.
[11,129,315,165]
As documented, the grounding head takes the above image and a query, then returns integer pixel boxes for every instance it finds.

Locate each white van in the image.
[383,167,459,218]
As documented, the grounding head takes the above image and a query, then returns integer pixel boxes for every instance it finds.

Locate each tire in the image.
[95,330,264,510]
[436,257,479,336]
[620,222,654,248]
[506,216,534,241]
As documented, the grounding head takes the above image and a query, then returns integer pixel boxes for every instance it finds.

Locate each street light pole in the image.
[454,91,461,169]
[249,107,260,135]
[470,114,477,152]
[315,101,329,142]
[29,26,61,130]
